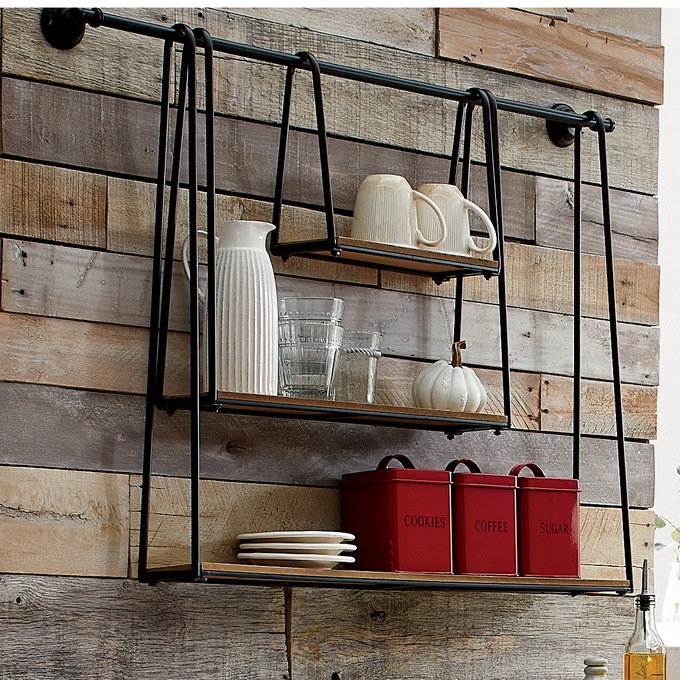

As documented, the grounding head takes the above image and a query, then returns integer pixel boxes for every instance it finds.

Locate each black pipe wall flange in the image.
[40,8,86,49]
[546,103,577,147]
[40,8,104,48]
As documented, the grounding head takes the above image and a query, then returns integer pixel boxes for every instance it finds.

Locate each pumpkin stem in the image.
[451,340,466,368]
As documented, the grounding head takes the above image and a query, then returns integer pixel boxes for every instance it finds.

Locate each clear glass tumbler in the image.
[335,329,382,404]
[278,320,344,400]
[278,297,344,324]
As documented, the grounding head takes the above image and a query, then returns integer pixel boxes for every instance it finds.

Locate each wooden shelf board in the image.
[160,392,508,432]
[145,562,630,594]
[276,236,499,278]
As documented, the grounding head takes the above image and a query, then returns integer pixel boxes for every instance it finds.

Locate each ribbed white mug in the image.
[416,183,497,257]
[350,174,447,248]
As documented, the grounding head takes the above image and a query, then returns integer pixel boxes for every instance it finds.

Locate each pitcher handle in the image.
[181,230,208,305]
[461,198,497,255]
[412,190,447,247]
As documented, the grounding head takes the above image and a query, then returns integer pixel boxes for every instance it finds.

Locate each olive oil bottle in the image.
[624,559,666,680]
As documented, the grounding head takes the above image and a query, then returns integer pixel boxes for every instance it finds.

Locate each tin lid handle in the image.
[445,459,482,473]
[509,462,545,477]
[376,454,416,470]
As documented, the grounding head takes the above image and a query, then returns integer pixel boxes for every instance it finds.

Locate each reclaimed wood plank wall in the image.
[0,7,661,679]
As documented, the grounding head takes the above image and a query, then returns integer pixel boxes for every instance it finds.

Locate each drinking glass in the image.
[335,330,382,404]
[278,320,344,400]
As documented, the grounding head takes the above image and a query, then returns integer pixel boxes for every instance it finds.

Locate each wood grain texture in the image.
[3,237,658,334]
[0,382,654,508]
[0,574,287,679]
[224,7,437,56]
[0,258,658,394]
[0,466,129,577]
[0,55,658,199]
[129,472,651,583]
[535,176,659,264]
[560,7,661,44]
[0,8,174,102]
[0,158,106,247]
[288,586,633,679]
[189,9,659,195]
[1,7,658,198]
[438,8,664,104]
[541,374,657,440]
[381,241,660,326]
[105,178,378,286]
[129,475,340,574]
[376,358,540,431]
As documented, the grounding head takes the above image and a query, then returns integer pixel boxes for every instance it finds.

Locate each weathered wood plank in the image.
[106,172,655,265]
[0,158,106,247]
[519,9,661,45]
[376,358,540,431]
[129,475,340,574]
[129,472,651,583]
[0,311,189,395]
[0,574,287,679]
[378,355,655,440]
[0,77,535,232]
[541,374,657,440]
[535,176,659,264]
[380,242,660,326]
[561,8,661,44]
[0,260,658,392]
[2,10,658,196]
[0,382,655,508]
[288,586,633,679]
[0,61,658,200]
[0,255,658,392]
[0,8,174,101]
[222,8,437,56]
[438,8,664,104]
[105,178,378,286]
[274,277,659,386]
[0,466,129,578]
[4,236,658,333]
[188,9,659,195]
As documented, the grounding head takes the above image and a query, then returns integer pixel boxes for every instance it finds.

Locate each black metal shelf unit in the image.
[39,8,632,596]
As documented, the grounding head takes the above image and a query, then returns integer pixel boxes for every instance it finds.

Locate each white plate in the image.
[236,531,355,543]
[237,552,356,569]
[239,542,357,555]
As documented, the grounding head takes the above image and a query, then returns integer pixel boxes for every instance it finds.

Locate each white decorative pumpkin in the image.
[412,341,487,413]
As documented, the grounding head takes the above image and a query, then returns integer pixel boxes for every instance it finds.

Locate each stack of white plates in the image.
[236,531,356,569]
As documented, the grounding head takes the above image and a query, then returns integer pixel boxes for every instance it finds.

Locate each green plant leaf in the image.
[655,542,669,550]
[655,513,667,529]
[676,463,680,475]
[672,528,680,543]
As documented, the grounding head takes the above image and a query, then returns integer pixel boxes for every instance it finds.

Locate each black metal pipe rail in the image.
[41,8,614,133]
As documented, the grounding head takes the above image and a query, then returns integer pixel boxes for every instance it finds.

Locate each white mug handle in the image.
[462,198,497,255]
[411,190,447,247]
[181,230,208,305]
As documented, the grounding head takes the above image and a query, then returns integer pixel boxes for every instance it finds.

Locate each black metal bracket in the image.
[40,7,100,49]
[36,6,632,596]
[546,103,577,147]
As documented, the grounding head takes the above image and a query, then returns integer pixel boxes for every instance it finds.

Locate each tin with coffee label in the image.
[448,459,518,576]
[511,463,580,578]
[341,454,452,573]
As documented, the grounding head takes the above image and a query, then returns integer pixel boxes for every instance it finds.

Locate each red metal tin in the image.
[511,463,580,578]
[341,454,452,573]
[448,459,518,576]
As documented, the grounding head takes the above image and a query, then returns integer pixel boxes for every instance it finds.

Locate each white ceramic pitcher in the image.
[350,174,447,248]
[416,184,497,257]
[182,220,278,396]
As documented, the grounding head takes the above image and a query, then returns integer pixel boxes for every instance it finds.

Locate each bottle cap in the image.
[636,558,654,610]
